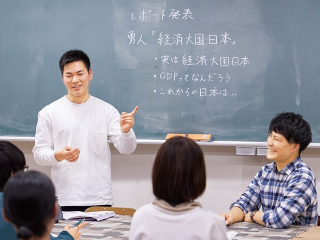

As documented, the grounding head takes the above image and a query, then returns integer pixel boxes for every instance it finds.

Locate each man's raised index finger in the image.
[130,106,138,115]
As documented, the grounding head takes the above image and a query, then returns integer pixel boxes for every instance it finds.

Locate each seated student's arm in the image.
[258,172,317,229]
[244,210,264,226]
[54,222,87,240]
[221,170,263,225]
[220,206,245,225]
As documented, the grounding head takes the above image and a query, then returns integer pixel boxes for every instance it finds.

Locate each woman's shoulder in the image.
[135,203,154,214]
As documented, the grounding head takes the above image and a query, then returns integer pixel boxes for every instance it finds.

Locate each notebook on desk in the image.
[62,211,116,221]
[227,231,237,240]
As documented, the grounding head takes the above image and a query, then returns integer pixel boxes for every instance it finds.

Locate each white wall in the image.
[11,141,320,214]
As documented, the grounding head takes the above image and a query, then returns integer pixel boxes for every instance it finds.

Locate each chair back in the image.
[85,206,136,216]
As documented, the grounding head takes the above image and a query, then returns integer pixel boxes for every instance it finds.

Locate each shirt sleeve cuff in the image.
[49,151,60,165]
[120,129,135,139]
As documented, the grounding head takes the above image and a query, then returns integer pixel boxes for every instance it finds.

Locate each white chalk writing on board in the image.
[112,0,271,139]
[124,9,251,98]
[131,8,194,21]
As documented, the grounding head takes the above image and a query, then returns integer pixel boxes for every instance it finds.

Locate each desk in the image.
[52,216,319,240]
[227,222,315,240]
[53,215,132,239]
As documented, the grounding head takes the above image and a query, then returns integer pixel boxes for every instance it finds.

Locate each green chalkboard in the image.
[1,0,320,142]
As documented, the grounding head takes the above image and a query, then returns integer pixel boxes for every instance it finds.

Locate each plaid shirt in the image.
[231,156,318,228]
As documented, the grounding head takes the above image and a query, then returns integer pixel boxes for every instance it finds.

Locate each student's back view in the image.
[129,136,228,240]
[2,170,86,240]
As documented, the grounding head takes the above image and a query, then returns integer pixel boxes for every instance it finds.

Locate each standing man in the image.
[33,49,138,211]
[220,112,318,228]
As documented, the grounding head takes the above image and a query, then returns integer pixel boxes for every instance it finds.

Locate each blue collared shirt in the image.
[230,156,318,228]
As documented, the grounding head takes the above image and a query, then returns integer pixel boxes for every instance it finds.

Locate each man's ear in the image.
[1,208,10,223]
[89,69,93,81]
[292,143,300,153]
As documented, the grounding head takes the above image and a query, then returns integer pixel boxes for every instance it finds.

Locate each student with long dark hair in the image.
[0,141,85,240]
[129,136,228,240]
[2,170,86,240]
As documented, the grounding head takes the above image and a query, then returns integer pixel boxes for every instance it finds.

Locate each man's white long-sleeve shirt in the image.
[33,96,137,206]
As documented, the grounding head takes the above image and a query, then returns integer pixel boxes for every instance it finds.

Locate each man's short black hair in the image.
[268,112,312,154]
[59,49,90,75]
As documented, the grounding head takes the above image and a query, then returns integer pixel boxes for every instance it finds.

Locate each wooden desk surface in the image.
[291,226,320,240]
[52,215,319,240]
[227,222,315,240]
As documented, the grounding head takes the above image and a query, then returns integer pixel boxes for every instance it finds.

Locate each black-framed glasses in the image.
[23,165,29,172]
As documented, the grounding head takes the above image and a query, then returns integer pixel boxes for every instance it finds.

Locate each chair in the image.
[85,206,136,216]
[318,215,320,226]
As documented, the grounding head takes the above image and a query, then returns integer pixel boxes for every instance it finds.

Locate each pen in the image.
[73,218,84,227]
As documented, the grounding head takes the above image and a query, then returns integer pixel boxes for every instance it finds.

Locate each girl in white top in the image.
[129,136,228,240]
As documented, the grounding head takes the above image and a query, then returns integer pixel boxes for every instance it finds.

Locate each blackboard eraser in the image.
[235,146,256,156]
[165,133,187,140]
[165,133,212,142]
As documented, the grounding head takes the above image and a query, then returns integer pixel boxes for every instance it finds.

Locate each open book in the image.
[62,211,116,221]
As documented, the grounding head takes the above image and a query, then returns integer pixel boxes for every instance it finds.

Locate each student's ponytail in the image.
[17,226,33,240]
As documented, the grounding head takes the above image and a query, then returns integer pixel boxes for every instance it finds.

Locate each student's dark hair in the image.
[268,112,312,154]
[3,171,56,240]
[152,136,206,205]
[59,49,91,75]
[0,141,26,191]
